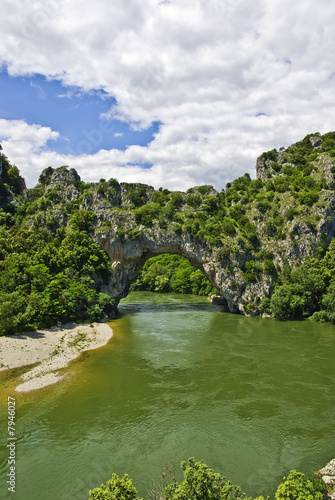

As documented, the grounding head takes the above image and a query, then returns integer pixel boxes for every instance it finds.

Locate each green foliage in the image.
[243,222,258,241]
[263,259,276,276]
[187,194,202,208]
[131,254,215,296]
[222,219,236,237]
[2,130,335,329]
[162,458,252,500]
[243,260,262,282]
[38,166,54,185]
[134,202,161,226]
[274,470,326,500]
[270,285,306,319]
[0,225,115,335]
[262,149,278,162]
[88,473,142,500]
[257,199,271,213]
[259,297,271,315]
[127,185,149,207]
[1,155,25,196]
[172,223,183,235]
[285,207,299,221]
[312,281,335,323]
[299,191,319,206]
[88,460,330,500]
[270,240,335,320]
[69,210,97,231]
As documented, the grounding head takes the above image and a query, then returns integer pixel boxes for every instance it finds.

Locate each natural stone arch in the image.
[34,130,335,316]
[97,231,246,313]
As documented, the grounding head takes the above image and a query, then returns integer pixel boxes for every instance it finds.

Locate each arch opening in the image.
[98,234,238,313]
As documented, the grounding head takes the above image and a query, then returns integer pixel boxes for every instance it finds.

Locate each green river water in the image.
[1,291,335,499]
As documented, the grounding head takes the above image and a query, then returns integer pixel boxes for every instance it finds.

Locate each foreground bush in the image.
[88,459,329,500]
[89,473,143,500]
[274,470,327,500]
[162,457,260,500]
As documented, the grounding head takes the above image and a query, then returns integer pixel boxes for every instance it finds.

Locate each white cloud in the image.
[0,0,335,190]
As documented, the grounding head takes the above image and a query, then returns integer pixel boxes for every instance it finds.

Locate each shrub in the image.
[218,247,230,262]
[263,259,276,275]
[222,219,236,237]
[311,310,335,323]
[285,207,298,221]
[274,470,327,500]
[163,458,251,500]
[128,185,148,207]
[134,202,161,226]
[300,192,319,206]
[257,199,271,213]
[259,297,271,315]
[69,210,97,231]
[172,223,182,235]
[272,162,282,172]
[243,260,262,282]
[88,473,143,500]
[244,222,258,241]
[270,285,305,319]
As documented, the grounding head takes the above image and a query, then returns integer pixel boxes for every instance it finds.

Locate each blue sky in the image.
[0,70,159,156]
[0,0,334,189]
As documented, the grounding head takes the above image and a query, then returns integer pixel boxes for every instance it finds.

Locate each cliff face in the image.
[256,134,335,186]
[21,131,335,315]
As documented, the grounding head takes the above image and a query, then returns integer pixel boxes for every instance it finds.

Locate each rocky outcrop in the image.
[320,459,335,499]
[255,134,333,183]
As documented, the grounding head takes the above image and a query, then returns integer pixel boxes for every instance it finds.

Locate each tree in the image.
[162,458,255,500]
[88,473,143,500]
[274,470,326,500]
[270,285,305,319]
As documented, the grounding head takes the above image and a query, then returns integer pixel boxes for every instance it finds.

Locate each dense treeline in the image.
[131,254,215,296]
[262,238,335,321]
[0,213,115,335]
[88,458,328,500]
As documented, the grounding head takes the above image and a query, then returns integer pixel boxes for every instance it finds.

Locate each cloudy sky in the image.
[0,0,334,190]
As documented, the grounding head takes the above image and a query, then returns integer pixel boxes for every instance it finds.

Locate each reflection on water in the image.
[1,291,335,500]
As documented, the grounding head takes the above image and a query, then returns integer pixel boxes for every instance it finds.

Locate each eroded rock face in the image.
[27,132,335,315]
[95,230,272,314]
[320,459,335,499]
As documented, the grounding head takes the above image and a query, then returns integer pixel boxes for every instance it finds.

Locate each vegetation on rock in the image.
[2,131,335,332]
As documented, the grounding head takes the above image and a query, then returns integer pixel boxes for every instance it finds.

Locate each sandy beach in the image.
[0,322,113,392]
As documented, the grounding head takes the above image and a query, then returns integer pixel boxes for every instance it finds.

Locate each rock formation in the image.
[320,459,335,499]
[15,132,335,315]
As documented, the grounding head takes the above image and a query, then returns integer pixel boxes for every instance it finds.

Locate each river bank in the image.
[0,322,113,392]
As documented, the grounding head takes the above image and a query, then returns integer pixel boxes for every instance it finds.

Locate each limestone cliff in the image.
[18,131,335,315]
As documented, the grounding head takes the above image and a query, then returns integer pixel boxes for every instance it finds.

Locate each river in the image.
[1,291,335,499]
